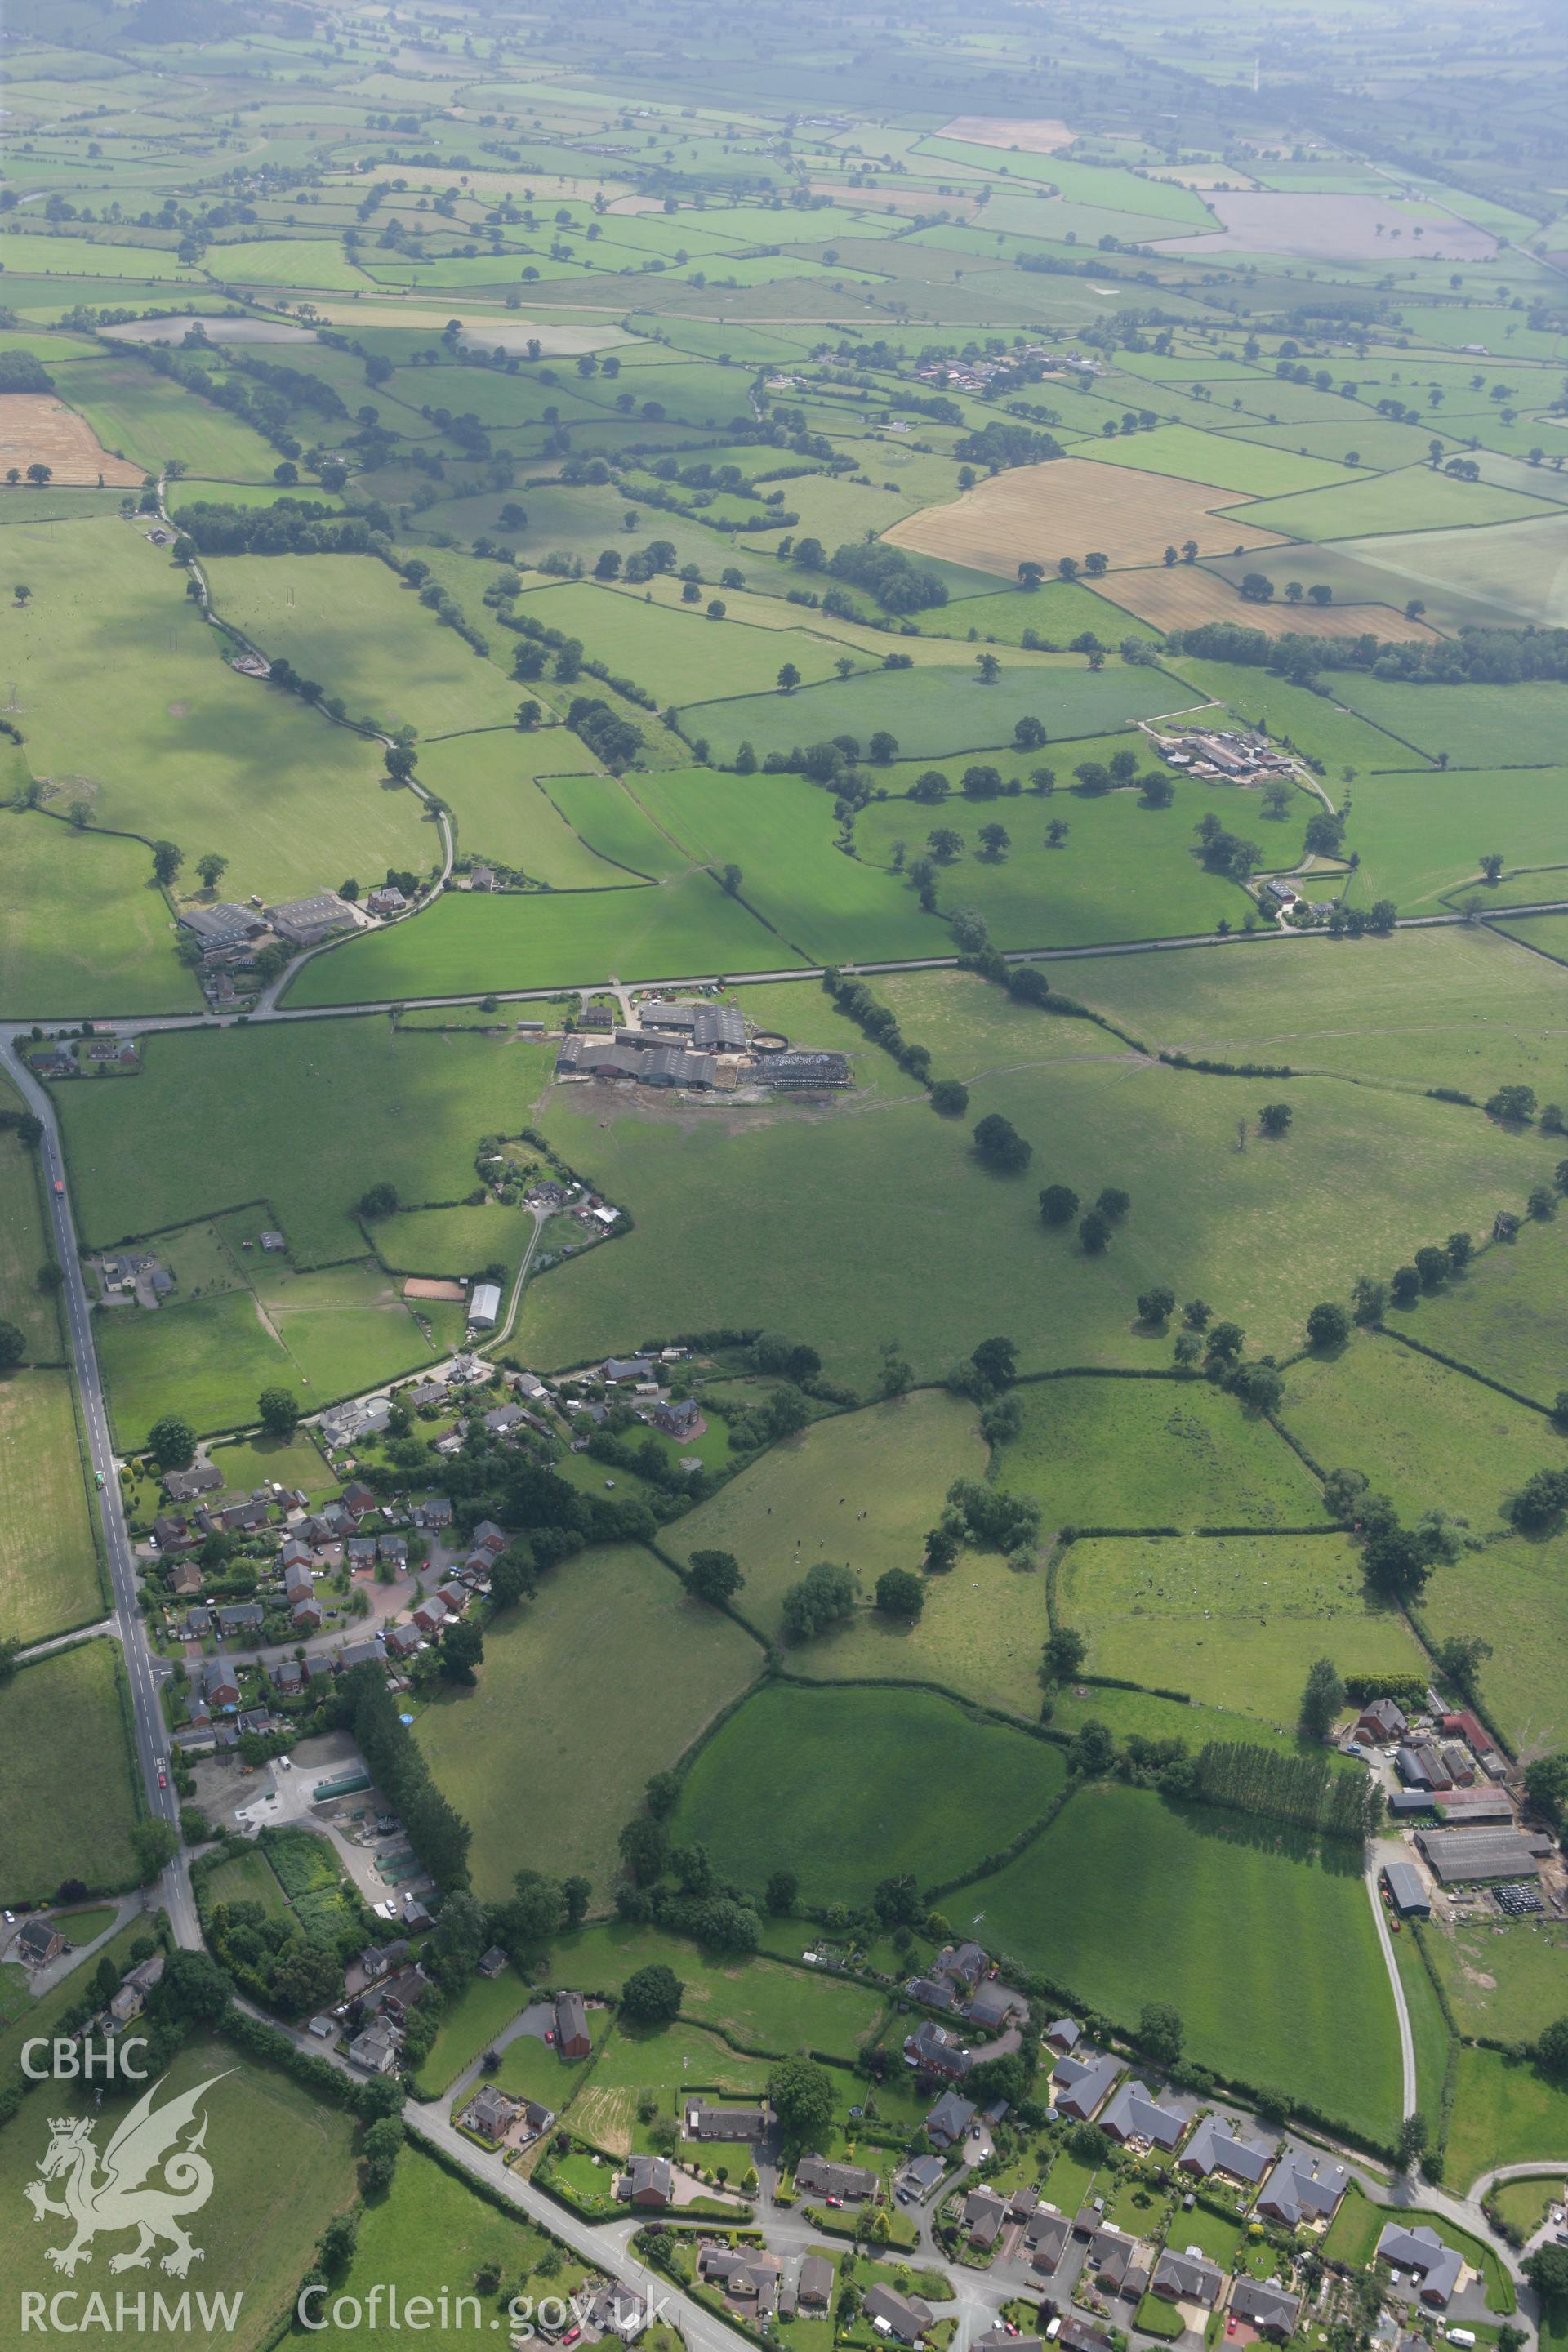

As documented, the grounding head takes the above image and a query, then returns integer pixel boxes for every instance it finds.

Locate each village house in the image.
[348,2027,398,2074]
[796,2153,878,2201]
[200,1658,240,1710]
[862,2285,933,2345]
[1376,2225,1463,2309]
[555,1989,591,2058]
[624,2154,671,2208]
[164,1463,224,1503]
[683,2098,768,2142]
[923,2089,976,2149]
[1090,2225,1149,2300]
[1027,2207,1073,2273]
[13,1918,67,1968]
[108,1954,165,2028]
[1229,2282,1303,2340]
[1256,2153,1349,2229]
[1152,2251,1223,2307]
[963,2185,1009,2250]
[1053,2051,1121,2122]
[1100,2078,1186,2152]
[1178,2118,1274,2185]
[1045,2016,1081,2055]
[904,2018,972,2078]
[463,2084,522,2146]
[1355,1698,1409,1744]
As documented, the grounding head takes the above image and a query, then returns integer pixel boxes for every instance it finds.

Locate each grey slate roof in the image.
[1100,2078,1185,2150]
[1152,2250,1223,2305]
[1377,2224,1463,2305]
[1179,2117,1273,2183]
[923,2089,976,2145]
[1229,2281,1303,2336]
[1053,2050,1120,2119]
[1258,2152,1349,2225]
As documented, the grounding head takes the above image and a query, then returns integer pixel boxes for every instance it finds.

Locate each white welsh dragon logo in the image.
[24,2072,230,2278]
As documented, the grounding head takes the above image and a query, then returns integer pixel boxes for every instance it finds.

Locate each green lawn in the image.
[573,2016,773,2154]
[0,808,202,1019]
[416,1543,761,1902]
[0,1640,140,1902]
[0,2032,358,2352]
[1279,1333,1558,1525]
[0,1369,103,1642]
[283,870,797,1004]
[664,1392,988,1644]
[996,1374,1322,1531]
[679,661,1192,767]
[0,518,431,904]
[200,1842,293,1922]
[375,1200,541,1285]
[547,1920,887,2059]
[1058,1530,1427,1726]
[969,1780,1400,2142]
[1324,2182,1512,2308]
[670,1680,1068,1909]
[206,1426,335,1503]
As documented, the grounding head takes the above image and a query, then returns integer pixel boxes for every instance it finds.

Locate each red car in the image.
[157,1771,167,1789]
[53,1179,65,1195]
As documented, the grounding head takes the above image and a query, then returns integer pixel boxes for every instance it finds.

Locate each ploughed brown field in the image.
[1085,563,1446,642]
[882,455,1288,578]
[0,394,145,486]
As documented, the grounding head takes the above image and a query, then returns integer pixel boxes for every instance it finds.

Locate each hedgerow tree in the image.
[147,1414,196,1471]
[1299,1656,1345,1739]
[875,1567,925,1621]
[688,1549,743,1606]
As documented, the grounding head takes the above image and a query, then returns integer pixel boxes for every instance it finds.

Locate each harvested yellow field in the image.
[939,114,1076,152]
[0,394,144,486]
[1087,564,1445,642]
[883,457,1288,579]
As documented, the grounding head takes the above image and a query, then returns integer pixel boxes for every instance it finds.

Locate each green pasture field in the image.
[1330,678,1568,769]
[495,2020,608,2107]
[968,1780,1399,2141]
[203,552,524,737]
[1331,510,1568,629]
[55,1020,559,1270]
[632,769,947,964]
[545,774,694,880]
[375,1199,539,1284]
[670,1681,1067,1909]
[0,2033,357,2352]
[1223,465,1559,541]
[1328,766,1568,911]
[664,1392,987,1642]
[1408,1210,1568,1409]
[1200,539,1523,636]
[1497,915,1568,962]
[0,518,431,901]
[551,1920,887,2057]
[1392,1926,1453,2133]
[0,232,201,279]
[1423,1532,1568,1760]
[679,661,1192,766]
[95,1258,450,1445]
[1055,923,1568,1094]
[518,581,853,703]
[212,235,372,288]
[1048,1678,1347,1763]
[1281,1334,1558,1523]
[415,1542,761,1901]
[1446,2045,1568,2189]
[0,1370,102,1642]
[411,1959,536,2094]
[921,580,1163,648]
[1423,1915,1568,2045]
[1064,424,1350,498]
[66,356,282,479]
[852,768,1264,950]
[773,1546,1053,1721]
[915,144,1216,226]
[575,2017,773,2154]
[200,1841,292,1921]
[1171,657,1432,773]
[0,487,133,526]
[1058,1530,1427,1726]
[0,808,201,1019]
[996,1374,1321,1530]
[1226,416,1451,470]
[283,871,797,1004]
[0,1111,61,1358]
[207,1425,334,1501]
[513,1018,1564,1388]
[0,1640,139,1901]
[416,737,636,886]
